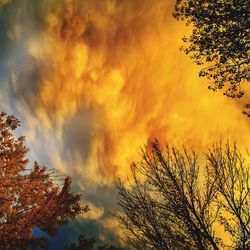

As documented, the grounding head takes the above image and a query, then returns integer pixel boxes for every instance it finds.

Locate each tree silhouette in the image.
[206,144,250,249]
[64,234,123,250]
[173,0,250,114]
[0,112,89,248]
[116,141,250,249]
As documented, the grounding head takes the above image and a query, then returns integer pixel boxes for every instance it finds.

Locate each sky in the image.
[0,0,249,248]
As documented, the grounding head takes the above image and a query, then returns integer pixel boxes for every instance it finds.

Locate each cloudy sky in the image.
[0,0,249,248]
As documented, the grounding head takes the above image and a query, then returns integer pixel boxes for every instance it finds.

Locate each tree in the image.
[206,144,250,249]
[173,0,250,113]
[64,234,123,250]
[116,141,250,249]
[0,112,89,248]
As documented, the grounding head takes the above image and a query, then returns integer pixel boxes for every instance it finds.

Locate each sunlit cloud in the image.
[80,202,104,221]
[0,0,249,246]
[25,0,250,183]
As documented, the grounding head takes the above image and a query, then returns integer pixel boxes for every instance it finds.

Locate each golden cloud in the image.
[19,0,250,187]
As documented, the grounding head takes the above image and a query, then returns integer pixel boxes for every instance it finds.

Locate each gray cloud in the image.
[62,108,94,164]
[0,2,126,245]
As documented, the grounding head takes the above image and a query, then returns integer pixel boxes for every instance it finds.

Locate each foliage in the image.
[117,141,250,250]
[64,234,123,250]
[0,112,89,248]
[173,0,250,111]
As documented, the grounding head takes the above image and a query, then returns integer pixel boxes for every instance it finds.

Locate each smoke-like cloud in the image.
[1,0,250,247]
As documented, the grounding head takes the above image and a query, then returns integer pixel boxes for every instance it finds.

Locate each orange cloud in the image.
[21,0,250,187]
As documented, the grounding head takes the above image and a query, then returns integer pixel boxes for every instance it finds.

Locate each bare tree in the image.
[116,142,250,249]
[206,144,250,249]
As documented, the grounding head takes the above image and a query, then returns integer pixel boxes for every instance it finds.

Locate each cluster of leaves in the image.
[0,112,89,248]
[117,142,250,249]
[173,0,249,108]
[64,234,123,250]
